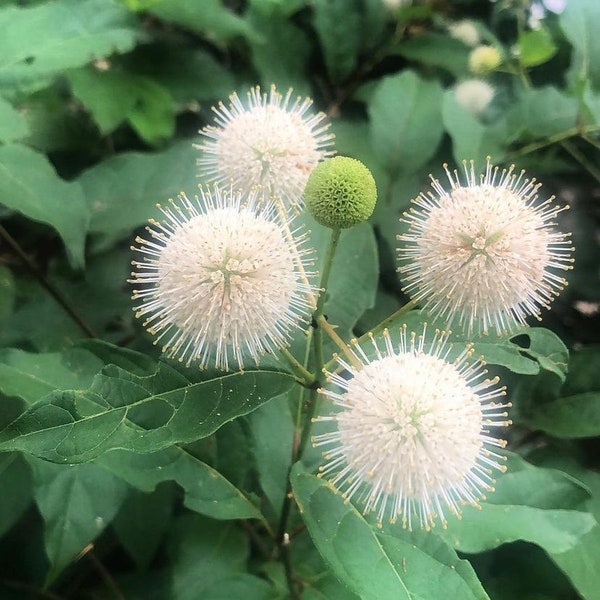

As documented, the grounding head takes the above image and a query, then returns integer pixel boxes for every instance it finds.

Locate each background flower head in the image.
[454,78,495,117]
[397,160,574,337]
[130,187,315,371]
[313,326,510,530]
[196,85,335,211]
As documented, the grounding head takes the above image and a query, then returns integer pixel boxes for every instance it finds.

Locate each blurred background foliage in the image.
[0,0,599,598]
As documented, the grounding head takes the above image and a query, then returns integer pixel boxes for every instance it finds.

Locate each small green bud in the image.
[304,156,377,229]
[468,45,502,75]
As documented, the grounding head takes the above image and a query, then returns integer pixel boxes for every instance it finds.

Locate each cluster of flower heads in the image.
[130,82,574,530]
[131,85,334,371]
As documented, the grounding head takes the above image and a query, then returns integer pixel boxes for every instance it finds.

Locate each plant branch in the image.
[560,139,600,184]
[277,227,342,600]
[279,346,317,386]
[315,314,361,369]
[0,225,96,338]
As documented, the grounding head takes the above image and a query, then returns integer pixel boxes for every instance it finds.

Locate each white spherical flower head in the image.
[454,79,495,117]
[197,85,335,211]
[130,187,316,371]
[397,160,574,337]
[313,326,510,530]
[448,19,481,47]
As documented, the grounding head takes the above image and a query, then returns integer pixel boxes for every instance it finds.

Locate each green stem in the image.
[560,139,600,184]
[0,225,96,338]
[277,227,342,598]
[506,124,600,161]
[279,347,317,386]
[316,314,361,369]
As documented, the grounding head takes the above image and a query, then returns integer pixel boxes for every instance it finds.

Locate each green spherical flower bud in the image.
[468,45,502,75]
[304,156,377,229]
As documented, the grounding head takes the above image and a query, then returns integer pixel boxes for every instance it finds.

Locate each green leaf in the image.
[18,86,99,153]
[112,484,174,569]
[0,265,15,325]
[0,144,89,269]
[442,91,507,170]
[169,514,273,600]
[291,465,490,600]
[312,0,362,83]
[375,310,544,375]
[518,28,558,68]
[126,77,176,145]
[548,468,600,600]
[247,395,294,512]
[0,347,103,406]
[0,249,132,352]
[562,345,600,395]
[0,452,33,537]
[149,0,257,42]
[77,140,198,238]
[518,327,570,382]
[0,97,29,143]
[523,392,600,439]
[78,339,157,377]
[395,32,470,76]
[320,220,379,340]
[98,445,264,521]
[508,86,579,139]
[130,46,236,105]
[0,0,141,96]
[246,9,311,93]
[67,67,139,134]
[28,458,129,583]
[560,0,600,88]
[441,454,595,555]
[368,71,444,174]
[0,364,296,463]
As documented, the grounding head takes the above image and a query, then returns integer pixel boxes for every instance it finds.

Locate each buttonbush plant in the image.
[0,1,599,599]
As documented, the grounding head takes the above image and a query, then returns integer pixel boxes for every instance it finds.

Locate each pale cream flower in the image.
[313,325,510,530]
[454,79,495,117]
[196,85,334,211]
[130,187,315,371]
[448,19,480,47]
[468,45,502,74]
[397,160,574,337]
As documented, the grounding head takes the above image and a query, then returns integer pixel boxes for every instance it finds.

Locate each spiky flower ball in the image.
[196,85,334,211]
[130,187,315,371]
[397,160,574,337]
[304,156,377,229]
[313,325,510,530]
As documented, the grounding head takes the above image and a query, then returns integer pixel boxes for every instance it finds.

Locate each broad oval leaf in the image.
[0,364,296,463]
[98,446,264,521]
[291,465,490,600]
[0,0,141,96]
[368,70,444,174]
[28,458,129,583]
[440,454,595,554]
